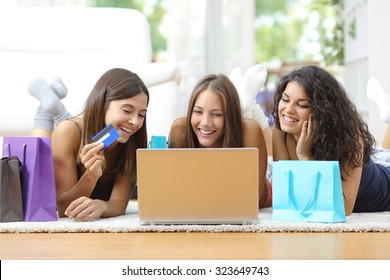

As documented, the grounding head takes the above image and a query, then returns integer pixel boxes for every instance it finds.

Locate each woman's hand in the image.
[65,196,107,221]
[80,142,105,179]
[296,114,315,160]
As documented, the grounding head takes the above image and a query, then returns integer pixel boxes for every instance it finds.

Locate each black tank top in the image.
[69,119,115,201]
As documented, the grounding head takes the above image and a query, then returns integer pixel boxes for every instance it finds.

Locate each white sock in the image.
[240,64,267,109]
[367,77,390,123]
[229,64,269,128]
[244,101,269,129]
[50,76,68,99]
[28,76,72,125]
[135,61,181,88]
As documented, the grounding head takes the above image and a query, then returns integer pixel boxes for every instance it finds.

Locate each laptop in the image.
[136,148,259,225]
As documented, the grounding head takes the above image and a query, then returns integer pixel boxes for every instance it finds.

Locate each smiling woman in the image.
[277,80,313,144]
[190,89,226,148]
[272,65,390,216]
[47,68,149,222]
[169,73,271,208]
[104,96,148,143]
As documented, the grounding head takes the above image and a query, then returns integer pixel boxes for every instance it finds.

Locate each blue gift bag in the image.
[148,136,168,149]
[272,160,346,223]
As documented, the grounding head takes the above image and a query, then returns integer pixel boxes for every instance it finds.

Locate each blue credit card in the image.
[92,124,120,150]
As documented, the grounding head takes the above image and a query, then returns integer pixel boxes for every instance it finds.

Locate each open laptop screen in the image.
[136,148,259,225]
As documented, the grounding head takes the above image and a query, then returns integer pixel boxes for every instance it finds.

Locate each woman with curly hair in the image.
[272,65,390,215]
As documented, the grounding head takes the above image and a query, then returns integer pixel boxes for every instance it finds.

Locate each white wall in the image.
[344,0,390,145]
[14,0,86,6]
[366,0,390,144]
[166,0,255,116]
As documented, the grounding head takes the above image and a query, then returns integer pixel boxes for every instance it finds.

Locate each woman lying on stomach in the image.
[272,65,390,215]
[29,68,149,221]
[169,73,271,208]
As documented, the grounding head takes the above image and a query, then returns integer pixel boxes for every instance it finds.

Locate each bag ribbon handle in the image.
[4,143,26,167]
[284,169,320,218]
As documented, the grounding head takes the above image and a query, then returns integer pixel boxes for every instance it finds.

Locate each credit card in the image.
[92,124,120,150]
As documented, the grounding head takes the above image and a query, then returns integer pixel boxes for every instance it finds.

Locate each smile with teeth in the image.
[199,128,215,136]
[283,115,298,122]
[119,126,133,133]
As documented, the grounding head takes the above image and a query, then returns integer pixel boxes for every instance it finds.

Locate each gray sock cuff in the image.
[53,111,73,126]
[32,106,54,131]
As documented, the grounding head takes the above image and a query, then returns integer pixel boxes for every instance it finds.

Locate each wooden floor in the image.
[1,232,390,260]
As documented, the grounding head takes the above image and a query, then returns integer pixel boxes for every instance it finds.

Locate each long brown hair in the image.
[184,74,243,147]
[81,68,149,182]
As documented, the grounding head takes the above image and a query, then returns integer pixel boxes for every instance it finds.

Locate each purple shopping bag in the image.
[2,136,57,221]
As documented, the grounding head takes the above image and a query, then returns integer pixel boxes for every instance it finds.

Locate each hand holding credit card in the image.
[92,124,120,150]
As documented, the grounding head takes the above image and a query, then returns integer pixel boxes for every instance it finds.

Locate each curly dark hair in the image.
[272,65,375,176]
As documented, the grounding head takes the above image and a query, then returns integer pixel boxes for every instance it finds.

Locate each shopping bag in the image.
[2,136,57,221]
[0,156,24,222]
[272,160,346,223]
[148,135,168,148]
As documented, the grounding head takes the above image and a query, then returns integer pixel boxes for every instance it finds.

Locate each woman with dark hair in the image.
[51,68,149,221]
[169,73,270,208]
[272,65,390,215]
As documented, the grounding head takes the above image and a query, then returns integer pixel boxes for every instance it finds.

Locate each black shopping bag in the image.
[0,156,24,222]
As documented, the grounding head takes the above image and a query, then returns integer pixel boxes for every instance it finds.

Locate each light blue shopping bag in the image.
[272,160,346,223]
[148,136,168,149]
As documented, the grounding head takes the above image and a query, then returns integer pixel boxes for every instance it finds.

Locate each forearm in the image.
[272,127,290,160]
[342,180,360,216]
[381,124,390,149]
[169,118,186,148]
[340,163,362,216]
[98,173,133,218]
[100,199,128,218]
[262,126,272,156]
[343,198,353,216]
[258,160,269,208]
[297,154,314,160]
[57,171,99,217]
